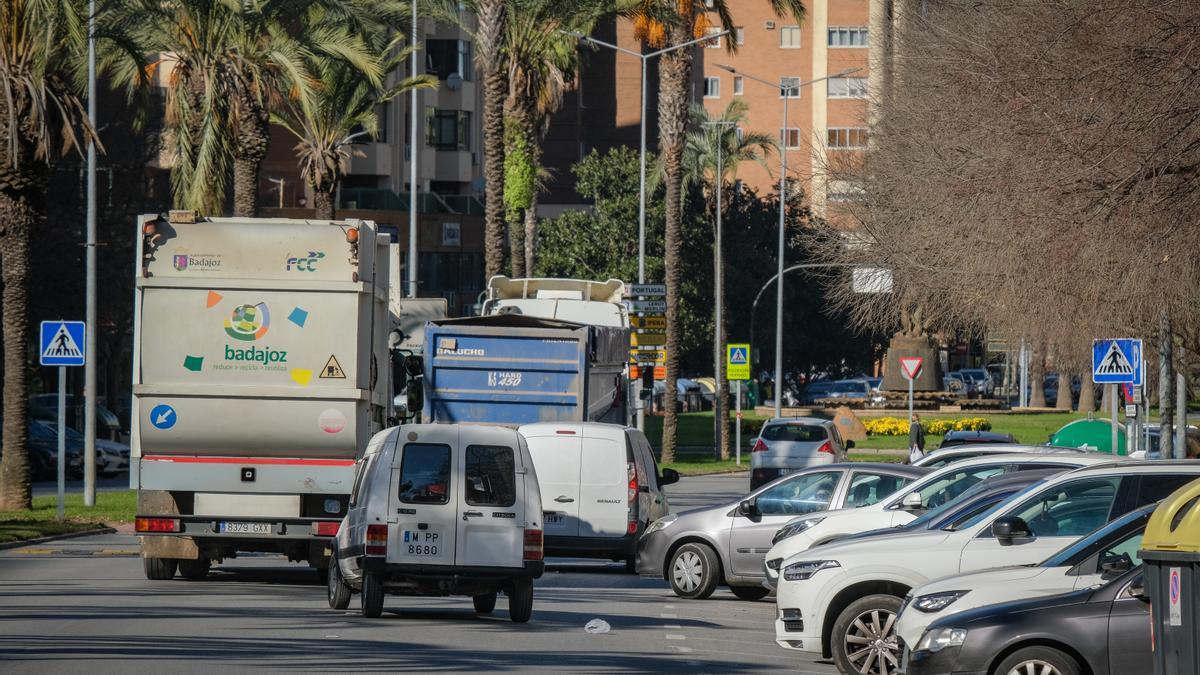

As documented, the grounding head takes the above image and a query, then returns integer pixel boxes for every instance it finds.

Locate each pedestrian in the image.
[908,413,926,464]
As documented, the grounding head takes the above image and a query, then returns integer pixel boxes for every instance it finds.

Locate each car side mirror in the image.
[738,498,759,518]
[1101,552,1133,580]
[992,516,1031,544]
[846,440,855,449]
[900,492,923,510]
[1128,577,1149,602]
[659,468,680,486]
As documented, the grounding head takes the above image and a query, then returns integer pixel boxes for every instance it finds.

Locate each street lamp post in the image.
[407,0,419,299]
[566,28,729,431]
[714,65,857,416]
[84,0,97,506]
[703,120,734,459]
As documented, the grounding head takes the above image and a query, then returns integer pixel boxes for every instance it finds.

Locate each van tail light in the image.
[523,528,544,561]
[311,521,340,537]
[366,524,387,555]
[136,517,180,533]
[752,439,768,453]
[628,461,639,534]
[817,441,834,455]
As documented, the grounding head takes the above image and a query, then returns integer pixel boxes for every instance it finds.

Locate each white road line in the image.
[665,634,687,641]
[660,612,678,619]
[663,624,681,629]
[669,645,693,654]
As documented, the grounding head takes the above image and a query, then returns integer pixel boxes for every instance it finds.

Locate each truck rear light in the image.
[752,439,768,453]
[366,524,387,555]
[311,521,340,537]
[628,462,638,504]
[135,517,180,533]
[817,441,833,455]
[627,520,639,535]
[523,528,544,561]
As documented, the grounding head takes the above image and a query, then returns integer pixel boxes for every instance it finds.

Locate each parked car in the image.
[29,394,123,441]
[957,368,994,397]
[903,565,1147,675]
[914,443,1088,469]
[936,430,1017,449]
[773,461,1198,672]
[26,419,84,479]
[327,424,544,622]
[636,463,925,600]
[749,418,852,489]
[897,501,1157,651]
[519,422,677,570]
[761,453,1119,586]
[799,381,835,405]
[942,372,973,398]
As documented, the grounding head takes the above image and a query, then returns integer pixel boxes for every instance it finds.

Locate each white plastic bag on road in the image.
[584,618,611,634]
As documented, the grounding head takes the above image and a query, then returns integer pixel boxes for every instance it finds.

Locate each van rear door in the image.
[579,433,629,538]
[388,432,458,566]
[455,428,525,568]
[524,429,583,538]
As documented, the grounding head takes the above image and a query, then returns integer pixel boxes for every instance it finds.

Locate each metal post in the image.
[713,124,725,458]
[1110,384,1119,456]
[735,379,742,465]
[774,86,789,417]
[1177,372,1188,459]
[57,367,66,520]
[83,0,97,507]
[407,0,419,299]
[636,58,647,433]
[907,376,914,424]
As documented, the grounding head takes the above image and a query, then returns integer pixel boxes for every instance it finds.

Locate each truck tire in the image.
[668,543,720,600]
[177,558,211,580]
[360,572,385,618]
[327,555,352,610]
[831,594,902,675]
[508,577,533,623]
[473,592,497,614]
[143,557,178,580]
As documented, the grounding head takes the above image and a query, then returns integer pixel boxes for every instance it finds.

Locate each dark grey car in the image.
[903,565,1148,675]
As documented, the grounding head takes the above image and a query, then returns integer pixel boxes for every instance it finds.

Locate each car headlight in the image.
[915,627,967,653]
[645,514,677,535]
[773,517,825,544]
[912,590,970,613]
[766,557,783,571]
[782,559,840,581]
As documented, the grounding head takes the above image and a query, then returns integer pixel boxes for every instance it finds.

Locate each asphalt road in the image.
[0,471,837,674]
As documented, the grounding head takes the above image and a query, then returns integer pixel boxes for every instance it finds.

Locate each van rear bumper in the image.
[361,557,544,581]
[545,533,637,559]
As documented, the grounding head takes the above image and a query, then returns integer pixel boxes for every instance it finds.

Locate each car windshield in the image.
[761,424,827,442]
[911,464,1007,509]
[1038,506,1155,568]
[829,381,866,394]
[939,492,1018,531]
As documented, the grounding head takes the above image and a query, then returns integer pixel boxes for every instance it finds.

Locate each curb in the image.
[0,526,116,551]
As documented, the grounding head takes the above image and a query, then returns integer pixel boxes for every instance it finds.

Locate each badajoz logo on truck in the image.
[216,302,287,371]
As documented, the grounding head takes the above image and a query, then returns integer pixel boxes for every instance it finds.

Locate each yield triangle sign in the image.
[1095,342,1134,376]
[899,357,924,380]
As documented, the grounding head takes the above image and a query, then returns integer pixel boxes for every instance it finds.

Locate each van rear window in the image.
[761,424,827,442]
[398,443,451,504]
[465,445,517,507]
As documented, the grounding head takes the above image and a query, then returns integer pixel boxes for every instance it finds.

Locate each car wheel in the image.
[994,646,1081,675]
[473,591,498,615]
[624,556,637,575]
[729,585,770,601]
[668,543,720,600]
[831,594,902,675]
[327,553,351,610]
[360,572,385,618]
[143,557,177,580]
[177,558,211,580]
[508,577,533,623]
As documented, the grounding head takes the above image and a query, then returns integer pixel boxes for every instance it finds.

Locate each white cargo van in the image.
[519,423,678,570]
[328,424,544,622]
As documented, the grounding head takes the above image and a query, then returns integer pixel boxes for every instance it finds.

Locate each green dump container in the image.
[1049,418,1127,455]
[1140,477,1200,675]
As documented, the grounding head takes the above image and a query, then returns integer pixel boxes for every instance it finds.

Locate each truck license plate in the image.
[402,530,440,556]
[546,514,565,525]
[219,521,272,534]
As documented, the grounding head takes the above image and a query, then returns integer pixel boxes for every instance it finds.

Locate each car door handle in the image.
[554,496,575,503]
[462,511,483,520]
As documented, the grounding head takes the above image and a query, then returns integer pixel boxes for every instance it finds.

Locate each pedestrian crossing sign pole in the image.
[1092,338,1142,459]
[40,320,86,520]
[726,343,751,465]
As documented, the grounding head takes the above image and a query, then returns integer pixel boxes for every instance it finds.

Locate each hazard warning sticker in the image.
[320,354,346,379]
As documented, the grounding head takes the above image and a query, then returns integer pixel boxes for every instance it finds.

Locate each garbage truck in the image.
[130,212,393,580]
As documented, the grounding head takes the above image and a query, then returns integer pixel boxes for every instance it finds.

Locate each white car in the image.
[895,501,1156,652]
[773,461,1200,674]
[913,444,1091,470]
[762,452,1115,585]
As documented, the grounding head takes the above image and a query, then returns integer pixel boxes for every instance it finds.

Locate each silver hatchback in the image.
[637,463,927,600]
[750,417,852,489]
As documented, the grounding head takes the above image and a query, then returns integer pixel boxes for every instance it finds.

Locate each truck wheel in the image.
[473,592,497,614]
[508,577,533,623]
[729,585,770,601]
[668,543,720,600]
[360,572,385,618]
[143,557,178,580]
[177,558,211,580]
[327,554,352,610]
[831,594,902,675]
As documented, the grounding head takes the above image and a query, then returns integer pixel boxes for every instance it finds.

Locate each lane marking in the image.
[660,612,678,619]
[665,634,687,641]
[663,624,681,629]
[669,645,693,653]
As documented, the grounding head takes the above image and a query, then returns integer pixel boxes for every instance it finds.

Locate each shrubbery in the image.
[862,417,992,436]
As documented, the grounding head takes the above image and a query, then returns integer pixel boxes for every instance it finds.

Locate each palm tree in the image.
[274,42,434,219]
[682,100,774,460]
[627,0,804,463]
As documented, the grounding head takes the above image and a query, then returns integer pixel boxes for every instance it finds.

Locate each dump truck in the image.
[131,213,392,580]
[481,276,630,328]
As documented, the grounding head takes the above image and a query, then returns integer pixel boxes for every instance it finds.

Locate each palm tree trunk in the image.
[477,0,507,279]
[0,188,35,510]
[524,190,538,276]
[313,183,336,220]
[232,100,270,217]
[658,31,693,465]
[508,206,525,277]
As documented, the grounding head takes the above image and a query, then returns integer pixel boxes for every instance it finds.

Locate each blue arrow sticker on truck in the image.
[149,404,177,430]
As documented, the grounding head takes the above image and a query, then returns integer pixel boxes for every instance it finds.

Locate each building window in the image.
[735,27,745,45]
[426,109,472,151]
[780,128,802,149]
[781,76,802,98]
[827,179,866,202]
[780,26,801,48]
[426,39,473,82]
[733,76,744,96]
[704,76,720,98]
[827,127,869,148]
[828,27,869,47]
[827,76,868,98]
[704,27,722,49]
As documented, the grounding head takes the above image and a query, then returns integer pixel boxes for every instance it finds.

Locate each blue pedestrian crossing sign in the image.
[1092,338,1142,385]
[39,321,85,367]
[726,343,751,381]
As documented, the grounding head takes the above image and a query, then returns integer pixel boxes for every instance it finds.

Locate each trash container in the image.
[1139,477,1200,675]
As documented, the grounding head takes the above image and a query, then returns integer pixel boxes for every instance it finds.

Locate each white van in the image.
[519,423,678,570]
[327,424,544,622]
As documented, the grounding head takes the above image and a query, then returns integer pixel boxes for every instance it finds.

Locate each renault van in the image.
[327,424,544,622]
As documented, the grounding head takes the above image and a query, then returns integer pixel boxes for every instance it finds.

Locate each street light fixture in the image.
[713,64,859,415]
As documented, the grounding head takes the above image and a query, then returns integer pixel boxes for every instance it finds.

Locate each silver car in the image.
[750,417,852,489]
[637,463,927,600]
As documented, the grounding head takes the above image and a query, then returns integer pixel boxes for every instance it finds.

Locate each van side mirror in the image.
[406,385,424,419]
[738,498,759,518]
[992,516,1031,544]
[403,354,424,378]
[900,492,923,510]
[1101,552,1134,580]
[1128,576,1149,602]
[659,468,680,486]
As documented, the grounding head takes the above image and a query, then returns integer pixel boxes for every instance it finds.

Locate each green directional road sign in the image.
[726,343,750,381]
